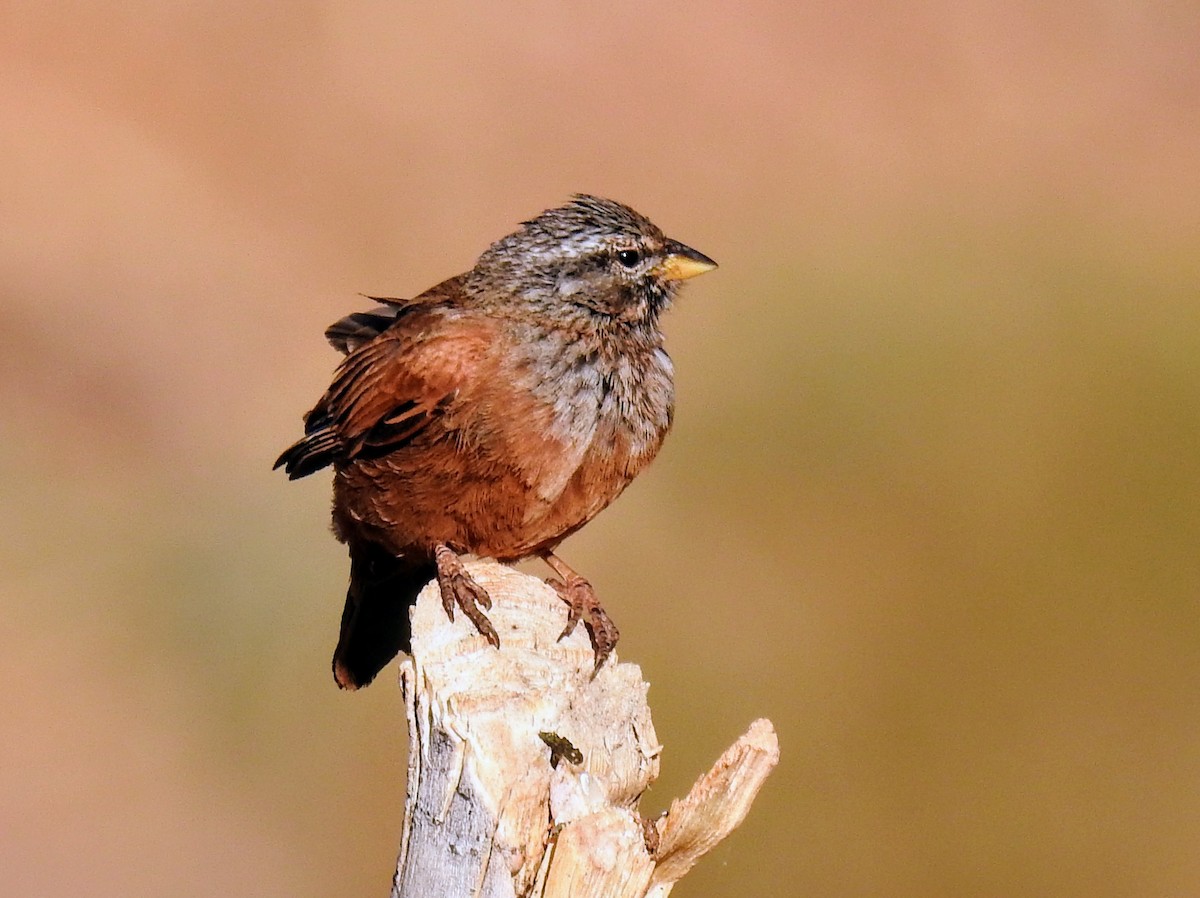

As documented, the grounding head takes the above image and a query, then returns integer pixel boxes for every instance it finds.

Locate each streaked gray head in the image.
[468,195,716,325]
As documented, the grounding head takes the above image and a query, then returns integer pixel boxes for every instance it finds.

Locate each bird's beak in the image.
[655,240,718,281]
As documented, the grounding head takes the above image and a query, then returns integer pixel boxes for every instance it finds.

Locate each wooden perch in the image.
[393,561,779,898]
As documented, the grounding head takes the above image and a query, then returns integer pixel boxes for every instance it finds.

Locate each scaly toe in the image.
[435,546,500,648]
[548,577,584,640]
[586,605,620,672]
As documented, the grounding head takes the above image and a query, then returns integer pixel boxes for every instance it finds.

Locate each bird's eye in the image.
[616,249,641,268]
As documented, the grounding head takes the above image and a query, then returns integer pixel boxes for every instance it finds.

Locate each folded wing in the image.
[274,299,487,479]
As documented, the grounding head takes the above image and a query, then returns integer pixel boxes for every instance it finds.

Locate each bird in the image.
[274,195,717,689]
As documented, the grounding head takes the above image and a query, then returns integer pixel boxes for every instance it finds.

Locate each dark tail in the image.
[333,542,437,690]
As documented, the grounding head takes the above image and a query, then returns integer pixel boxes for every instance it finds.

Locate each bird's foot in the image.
[434,544,499,648]
[547,573,619,672]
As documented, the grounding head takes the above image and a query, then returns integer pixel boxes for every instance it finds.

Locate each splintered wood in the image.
[394,561,779,898]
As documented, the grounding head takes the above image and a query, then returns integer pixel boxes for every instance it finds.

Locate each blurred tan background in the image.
[3,2,1199,896]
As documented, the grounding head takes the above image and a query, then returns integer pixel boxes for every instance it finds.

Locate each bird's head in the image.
[469,195,717,327]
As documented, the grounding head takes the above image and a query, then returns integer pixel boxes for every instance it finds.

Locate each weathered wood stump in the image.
[393,561,779,898]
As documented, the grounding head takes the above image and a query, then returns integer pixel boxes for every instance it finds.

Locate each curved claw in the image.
[547,574,620,672]
[547,577,582,641]
[434,544,500,648]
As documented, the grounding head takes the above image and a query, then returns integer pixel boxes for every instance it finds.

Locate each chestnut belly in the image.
[330,445,641,561]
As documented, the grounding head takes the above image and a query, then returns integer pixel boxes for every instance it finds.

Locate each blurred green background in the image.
[3,3,1199,896]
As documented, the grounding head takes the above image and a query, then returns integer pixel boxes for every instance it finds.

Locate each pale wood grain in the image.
[392,560,778,898]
